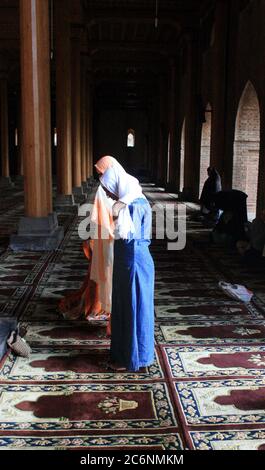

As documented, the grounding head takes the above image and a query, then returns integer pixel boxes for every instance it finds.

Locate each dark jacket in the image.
[200,169,222,210]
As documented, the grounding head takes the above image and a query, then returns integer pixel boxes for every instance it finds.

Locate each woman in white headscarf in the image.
[96,156,155,372]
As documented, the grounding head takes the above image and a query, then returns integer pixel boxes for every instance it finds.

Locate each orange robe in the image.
[58,187,114,335]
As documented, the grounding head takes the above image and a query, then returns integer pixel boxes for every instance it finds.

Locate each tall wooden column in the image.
[0,75,10,183]
[223,0,240,189]
[10,0,63,251]
[167,58,178,189]
[210,0,229,177]
[157,73,168,185]
[86,69,93,179]
[257,109,265,213]
[55,0,72,200]
[16,94,24,178]
[19,0,52,216]
[184,33,201,200]
[71,31,82,193]
[149,96,159,182]
[81,58,87,183]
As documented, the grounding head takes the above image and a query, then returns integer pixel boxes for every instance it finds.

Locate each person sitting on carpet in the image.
[199,167,222,223]
[98,157,155,372]
[211,189,248,247]
[237,209,265,264]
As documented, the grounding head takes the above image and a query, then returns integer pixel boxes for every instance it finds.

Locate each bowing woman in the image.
[95,156,155,372]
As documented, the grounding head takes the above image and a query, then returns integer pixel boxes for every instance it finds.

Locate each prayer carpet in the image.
[0,183,265,450]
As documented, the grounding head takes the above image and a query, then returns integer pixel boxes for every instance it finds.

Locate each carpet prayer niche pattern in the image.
[0,183,265,450]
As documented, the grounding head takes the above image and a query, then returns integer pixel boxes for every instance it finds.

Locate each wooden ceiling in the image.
[81,0,215,108]
[83,0,214,73]
[0,0,216,106]
[0,0,215,71]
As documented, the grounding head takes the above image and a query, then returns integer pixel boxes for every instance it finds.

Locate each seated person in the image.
[199,167,222,223]
[237,210,265,263]
[212,190,248,247]
[212,210,238,246]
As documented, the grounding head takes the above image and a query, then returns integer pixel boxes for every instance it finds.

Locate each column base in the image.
[156,179,166,188]
[73,186,86,204]
[10,212,64,251]
[73,186,84,195]
[165,182,178,193]
[54,194,79,213]
[55,194,74,205]
[81,181,89,191]
[0,177,13,188]
[182,187,194,202]
[13,175,24,183]
[82,181,95,195]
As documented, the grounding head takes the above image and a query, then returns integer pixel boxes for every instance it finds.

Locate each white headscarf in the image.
[100,163,146,239]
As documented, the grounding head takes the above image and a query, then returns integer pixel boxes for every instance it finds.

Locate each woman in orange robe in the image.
[58,156,118,329]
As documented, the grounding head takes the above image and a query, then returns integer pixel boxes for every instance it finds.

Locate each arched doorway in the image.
[233,82,260,217]
[199,103,212,197]
[179,119,185,192]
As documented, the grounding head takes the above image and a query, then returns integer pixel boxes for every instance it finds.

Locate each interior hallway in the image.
[0,182,265,450]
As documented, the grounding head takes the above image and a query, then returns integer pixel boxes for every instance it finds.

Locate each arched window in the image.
[15,128,18,147]
[54,127,57,147]
[127,129,135,147]
[233,82,260,217]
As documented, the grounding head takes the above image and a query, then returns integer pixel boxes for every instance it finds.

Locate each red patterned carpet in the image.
[0,181,265,450]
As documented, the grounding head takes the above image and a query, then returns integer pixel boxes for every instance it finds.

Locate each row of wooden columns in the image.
[158,1,247,201]
[8,0,94,250]
[16,0,93,218]
[0,75,10,182]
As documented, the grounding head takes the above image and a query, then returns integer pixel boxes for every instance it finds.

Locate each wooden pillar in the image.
[0,75,10,179]
[223,0,240,189]
[71,32,82,190]
[148,97,158,182]
[55,0,72,196]
[184,33,201,199]
[88,94,94,177]
[257,108,265,213]
[86,73,91,179]
[81,58,87,182]
[168,58,178,188]
[157,74,168,185]
[210,0,229,177]
[10,0,63,251]
[19,0,52,217]
[16,94,23,177]
[86,70,93,178]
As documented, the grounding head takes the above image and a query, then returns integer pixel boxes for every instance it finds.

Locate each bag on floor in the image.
[7,330,31,358]
[218,281,253,303]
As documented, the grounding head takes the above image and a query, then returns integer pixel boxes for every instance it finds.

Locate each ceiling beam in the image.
[88,41,177,56]
[84,9,198,30]
[85,7,199,21]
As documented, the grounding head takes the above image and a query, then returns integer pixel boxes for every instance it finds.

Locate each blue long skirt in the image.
[110,198,155,371]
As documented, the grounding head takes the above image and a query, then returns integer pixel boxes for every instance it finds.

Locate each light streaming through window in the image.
[127,129,135,147]
[54,127,57,146]
[15,128,18,147]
